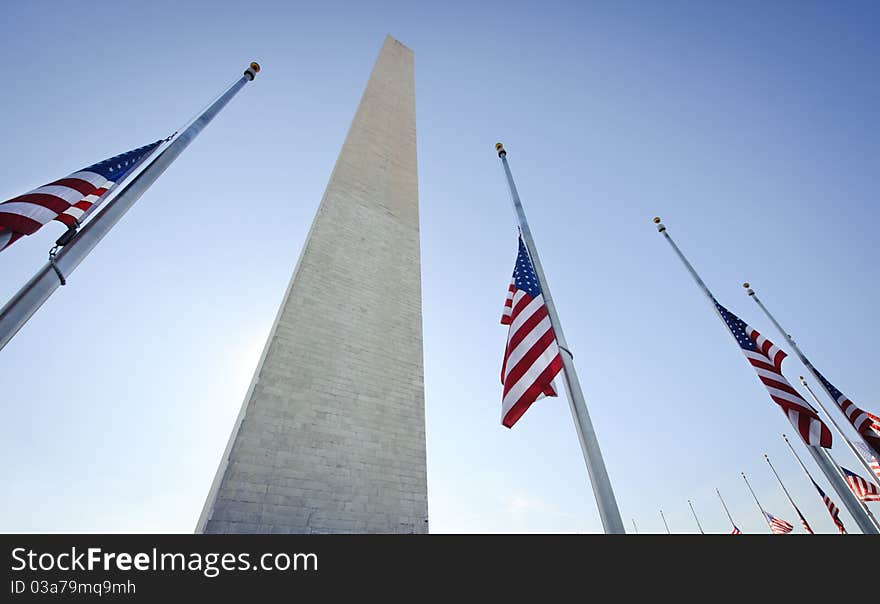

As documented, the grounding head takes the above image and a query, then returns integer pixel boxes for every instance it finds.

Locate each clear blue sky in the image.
[1,0,877,533]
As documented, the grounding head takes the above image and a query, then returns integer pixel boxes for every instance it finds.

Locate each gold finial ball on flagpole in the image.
[495,142,506,157]
[244,61,261,80]
[653,217,661,224]
[743,282,750,288]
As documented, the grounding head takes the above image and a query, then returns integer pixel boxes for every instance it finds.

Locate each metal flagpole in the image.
[798,383,880,530]
[764,454,812,533]
[496,143,624,534]
[715,489,739,532]
[798,374,880,488]
[823,446,880,531]
[782,433,847,533]
[743,283,880,482]
[741,472,773,533]
[653,218,878,534]
[0,62,261,352]
[687,499,705,534]
[659,509,671,534]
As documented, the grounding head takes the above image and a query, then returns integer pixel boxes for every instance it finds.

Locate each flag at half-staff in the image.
[495,143,624,534]
[0,140,164,252]
[764,454,814,534]
[716,489,743,534]
[814,372,880,458]
[765,512,794,535]
[713,301,831,448]
[841,466,880,502]
[853,442,880,483]
[812,479,847,534]
[743,283,880,483]
[782,433,847,534]
[500,236,563,427]
[654,217,878,534]
[0,62,261,353]
[742,471,793,534]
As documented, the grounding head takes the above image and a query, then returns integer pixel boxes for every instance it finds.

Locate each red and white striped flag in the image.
[765,512,794,534]
[0,140,163,252]
[731,526,742,535]
[810,479,846,534]
[853,442,880,483]
[714,301,832,447]
[841,466,880,502]
[795,509,814,535]
[815,372,880,458]
[500,237,563,428]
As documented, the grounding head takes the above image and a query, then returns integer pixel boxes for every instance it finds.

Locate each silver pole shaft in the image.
[716,488,738,531]
[764,454,810,531]
[822,446,880,531]
[741,472,773,533]
[687,499,705,534]
[0,65,259,352]
[654,222,751,355]
[496,145,624,534]
[659,509,670,534]
[631,518,638,534]
[745,287,879,482]
[806,445,878,533]
[800,376,880,488]
[782,433,847,534]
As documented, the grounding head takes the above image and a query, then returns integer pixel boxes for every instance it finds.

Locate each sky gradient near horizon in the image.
[1,0,878,533]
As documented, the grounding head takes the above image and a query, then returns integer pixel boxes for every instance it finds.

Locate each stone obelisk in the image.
[197,36,427,534]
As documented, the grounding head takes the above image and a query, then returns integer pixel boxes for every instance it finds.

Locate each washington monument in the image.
[197,36,428,533]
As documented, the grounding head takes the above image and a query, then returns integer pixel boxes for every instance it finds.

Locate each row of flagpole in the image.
[494,146,878,534]
[651,435,877,534]
[652,218,879,534]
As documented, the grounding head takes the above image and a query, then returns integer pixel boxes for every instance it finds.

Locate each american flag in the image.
[811,479,846,534]
[714,301,832,448]
[731,526,742,535]
[841,466,880,502]
[765,512,794,534]
[815,371,880,458]
[793,507,814,535]
[0,140,163,252]
[500,236,564,428]
[853,442,880,483]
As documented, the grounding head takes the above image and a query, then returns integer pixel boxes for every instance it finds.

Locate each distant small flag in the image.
[0,140,163,252]
[811,479,846,534]
[714,301,832,448]
[499,236,564,428]
[853,442,880,483]
[816,372,880,458]
[731,526,742,535]
[841,466,880,502]
[765,512,794,535]
[794,508,814,535]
